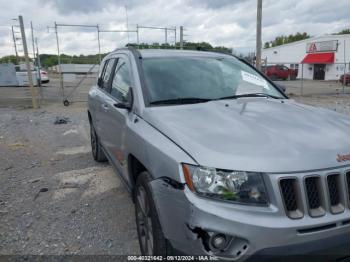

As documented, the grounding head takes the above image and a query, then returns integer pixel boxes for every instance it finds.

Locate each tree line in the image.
[335,28,350,35]
[0,41,233,68]
[264,28,350,49]
[264,32,310,48]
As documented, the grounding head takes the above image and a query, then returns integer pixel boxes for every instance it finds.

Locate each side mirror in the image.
[97,77,103,87]
[114,102,131,110]
[114,88,133,111]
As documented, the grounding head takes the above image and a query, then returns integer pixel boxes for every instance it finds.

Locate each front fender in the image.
[125,115,197,184]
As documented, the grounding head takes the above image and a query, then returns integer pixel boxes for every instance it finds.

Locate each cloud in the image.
[42,0,143,14]
[0,0,349,57]
[188,0,248,9]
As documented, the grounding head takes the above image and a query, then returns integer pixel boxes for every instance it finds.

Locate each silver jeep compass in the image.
[88,47,350,261]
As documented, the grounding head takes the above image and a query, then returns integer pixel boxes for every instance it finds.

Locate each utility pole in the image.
[11,26,19,63]
[165,28,167,44]
[30,22,36,62]
[343,39,346,94]
[174,27,177,49]
[35,38,41,75]
[125,5,130,43]
[19,15,38,109]
[31,21,40,87]
[54,22,64,98]
[97,24,101,64]
[35,37,42,105]
[256,0,262,70]
[136,24,139,45]
[180,26,184,50]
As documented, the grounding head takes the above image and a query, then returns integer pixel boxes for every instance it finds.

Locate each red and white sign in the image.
[306,40,338,53]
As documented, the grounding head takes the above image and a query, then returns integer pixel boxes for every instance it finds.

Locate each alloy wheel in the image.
[90,125,97,157]
[136,186,154,255]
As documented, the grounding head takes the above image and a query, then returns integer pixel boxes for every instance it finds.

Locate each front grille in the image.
[279,171,350,219]
[305,177,321,210]
[280,179,297,211]
[327,174,340,206]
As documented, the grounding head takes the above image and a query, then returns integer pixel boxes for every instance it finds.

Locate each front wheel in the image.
[135,172,168,255]
[271,74,278,81]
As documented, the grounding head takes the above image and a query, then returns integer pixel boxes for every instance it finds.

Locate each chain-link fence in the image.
[5,53,349,107]
[45,57,100,106]
[261,62,350,96]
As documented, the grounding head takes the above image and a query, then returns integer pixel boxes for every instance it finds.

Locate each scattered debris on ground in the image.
[54,116,71,125]
[0,103,139,255]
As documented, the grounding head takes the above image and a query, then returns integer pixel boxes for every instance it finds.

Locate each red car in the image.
[340,73,350,85]
[263,65,297,80]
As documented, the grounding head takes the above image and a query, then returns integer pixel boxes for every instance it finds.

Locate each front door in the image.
[313,64,326,80]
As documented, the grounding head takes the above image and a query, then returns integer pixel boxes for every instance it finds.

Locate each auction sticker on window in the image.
[241,71,270,90]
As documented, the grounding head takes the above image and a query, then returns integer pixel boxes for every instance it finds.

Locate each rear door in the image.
[93,58,117,145]
[100,55,133,180]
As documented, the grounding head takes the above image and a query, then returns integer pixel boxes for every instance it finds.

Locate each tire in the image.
[90,122,107,162]
[271,74,278,81]
[134,172,168,255]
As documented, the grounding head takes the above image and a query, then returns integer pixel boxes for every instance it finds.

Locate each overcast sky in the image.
[0,0,349,57]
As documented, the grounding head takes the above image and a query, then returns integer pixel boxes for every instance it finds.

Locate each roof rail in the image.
[125,44,142,59]
[125,43,138,49]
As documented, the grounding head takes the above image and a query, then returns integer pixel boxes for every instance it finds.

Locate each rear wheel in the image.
[90,122,107,162]
[135,172,168,255]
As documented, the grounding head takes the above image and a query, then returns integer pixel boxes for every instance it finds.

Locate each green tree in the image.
[1,41,233,68]
[265,32,310,48]
[0,55,30,64]
[336,29,350,35]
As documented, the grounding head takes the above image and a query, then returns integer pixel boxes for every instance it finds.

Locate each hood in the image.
[143,98,350,173]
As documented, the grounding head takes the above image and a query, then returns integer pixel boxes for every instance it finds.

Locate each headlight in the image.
[182,164,268,205]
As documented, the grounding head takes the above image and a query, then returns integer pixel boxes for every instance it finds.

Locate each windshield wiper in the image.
[217,93,282,100]
[150,97,213,105]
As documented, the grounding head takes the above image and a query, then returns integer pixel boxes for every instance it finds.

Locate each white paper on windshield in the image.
[241,71,270,90]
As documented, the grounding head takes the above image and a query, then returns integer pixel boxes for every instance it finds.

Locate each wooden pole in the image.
[19,15,38,109]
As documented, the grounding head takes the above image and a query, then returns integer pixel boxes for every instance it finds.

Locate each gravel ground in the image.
[0,94,350,257]
[294,94,350,115]
[0,102,139,256]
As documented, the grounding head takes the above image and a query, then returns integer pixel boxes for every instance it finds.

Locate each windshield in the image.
[141,56,284,105]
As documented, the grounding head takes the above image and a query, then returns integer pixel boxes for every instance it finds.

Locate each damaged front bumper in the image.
[149,178,350,261]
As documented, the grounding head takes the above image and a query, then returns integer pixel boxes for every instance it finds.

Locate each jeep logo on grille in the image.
[337,154,350,162]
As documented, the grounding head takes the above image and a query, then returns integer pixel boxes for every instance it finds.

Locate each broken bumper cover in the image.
[150,179,350,261]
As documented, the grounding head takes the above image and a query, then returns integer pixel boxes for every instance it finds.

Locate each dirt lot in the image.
[275,79,350,96]
[1,80,350,257]
[0,102,139,256]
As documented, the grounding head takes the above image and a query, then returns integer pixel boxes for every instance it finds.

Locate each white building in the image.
[262,34,350,80]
